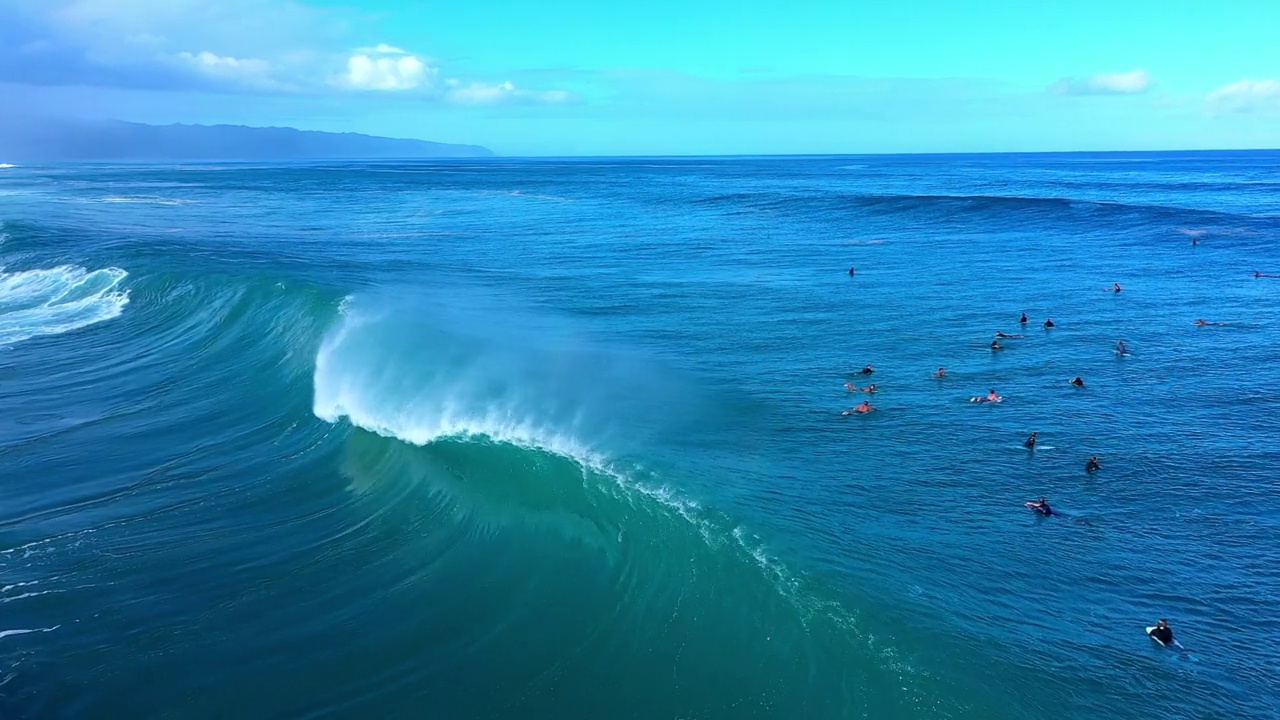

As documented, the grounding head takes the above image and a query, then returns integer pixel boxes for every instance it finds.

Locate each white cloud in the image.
[178,50,268,76]
[1206,78,1280,115]
[355,43,405,55]
[342,52,434,91]
[444,79,575,105]
[3,1,573,102]
[1052,69,1151,96]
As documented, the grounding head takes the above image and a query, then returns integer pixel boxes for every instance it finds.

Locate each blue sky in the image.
[2,0,1277,155]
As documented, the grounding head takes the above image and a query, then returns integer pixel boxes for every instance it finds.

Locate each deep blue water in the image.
[1,153,1279,719]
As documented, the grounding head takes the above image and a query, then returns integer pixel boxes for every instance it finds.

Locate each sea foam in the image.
[0,265,130,345]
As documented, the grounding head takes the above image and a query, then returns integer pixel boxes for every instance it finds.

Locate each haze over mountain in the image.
[0,117,493,162]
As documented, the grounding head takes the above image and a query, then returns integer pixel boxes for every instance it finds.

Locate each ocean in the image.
[1,153,1277,719]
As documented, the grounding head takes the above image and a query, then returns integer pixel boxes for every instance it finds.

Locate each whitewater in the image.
[1,154,1278,719]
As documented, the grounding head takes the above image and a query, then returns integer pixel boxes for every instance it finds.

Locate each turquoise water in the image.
[1,154,1278,719]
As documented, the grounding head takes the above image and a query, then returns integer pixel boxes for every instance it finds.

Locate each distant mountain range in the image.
[0,117,493,162]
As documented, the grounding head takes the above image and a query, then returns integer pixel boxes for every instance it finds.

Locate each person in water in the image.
[1149,619,1174,645]
[844,382,857,392]
[848,267,856,276]
[991,339,1003,351]
[987,389,1002,402]
[1024,432,1038,449]
[935,367,946,378]
[1194,319,1225,327]
[1025,497,1053,516]
[1070,376,1085,387]
[1020,312,1028,324]
[860,364,874,375]
[1085,455,1102,473]
[1113,282,1122,293]
[1116,339,1128,355]
[994,331,1023,339]
[842,401,875,416]
[861,384,878,393]
[1043,318,1055,328]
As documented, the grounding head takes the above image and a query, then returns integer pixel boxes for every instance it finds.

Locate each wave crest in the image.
[312,292,652,466]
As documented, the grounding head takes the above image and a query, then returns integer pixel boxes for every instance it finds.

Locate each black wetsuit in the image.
[1150,626,1174,645]
[1031,503,1052,516]
[1085,460,1100,473]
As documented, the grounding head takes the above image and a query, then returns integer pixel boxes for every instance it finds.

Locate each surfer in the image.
[861,384,878,393]
[1070,376,1085,388]
[1043,318,1055,329]
[848,267,856,276]
[1085,456,1102,473]
[842,401,875,415]
[1194,319,1224,326]
[844,382,857,392]
[860,364,874,375]
[1148,620,1175,645]
[1113,282,1122,293]
[994,331,1023,339]
[935,367,946,378]
[1025,497,1053,516]
[990,339,1003,351]
[1116,339,1128,355]
[1019,312,1028,324]
[1024,432,1038,450]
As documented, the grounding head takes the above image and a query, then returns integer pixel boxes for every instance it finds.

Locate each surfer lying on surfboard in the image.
[970,389,1003,403]
[841,401,876,416]
[1025,497,1053,516]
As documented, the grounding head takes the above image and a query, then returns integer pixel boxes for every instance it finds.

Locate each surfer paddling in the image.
[842,401,876,415]
[1025,497,1053,516]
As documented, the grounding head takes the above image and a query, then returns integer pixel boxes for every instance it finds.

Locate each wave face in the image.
[311,291,958,718]
[3,154,1280,720]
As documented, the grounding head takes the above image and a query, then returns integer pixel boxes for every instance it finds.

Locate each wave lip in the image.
[0,265,130,345]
